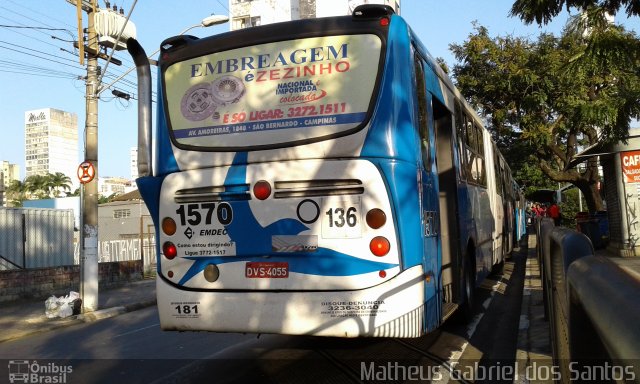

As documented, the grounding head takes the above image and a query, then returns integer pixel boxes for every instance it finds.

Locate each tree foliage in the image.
[5,172,74,206]
[510,0,640,25]
[450,20,640,211]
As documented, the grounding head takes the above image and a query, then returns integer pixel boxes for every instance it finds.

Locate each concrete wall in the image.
[0,260,143,303]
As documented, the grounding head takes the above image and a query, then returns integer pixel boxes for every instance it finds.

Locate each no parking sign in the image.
[77,161,95,184]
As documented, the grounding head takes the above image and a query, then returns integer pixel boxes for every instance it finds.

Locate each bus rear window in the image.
[164,34,382,150]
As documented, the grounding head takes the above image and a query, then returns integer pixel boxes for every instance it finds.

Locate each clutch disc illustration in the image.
[181,83,217,121]
[211,75,245,104]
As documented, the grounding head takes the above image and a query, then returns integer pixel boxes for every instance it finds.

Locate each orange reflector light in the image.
[162,217,177,236]
[253,180,271,200]
[163,242,177,259]
[366,209,386,229]
[380,17,390,26]
[370,236,390,256]
[379,270,387,278]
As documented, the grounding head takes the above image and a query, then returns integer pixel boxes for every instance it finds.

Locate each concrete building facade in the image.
[0,161,20,207]
[130,147,138,181]
[571,128,640,256]
[229,0,400,31]
[24,108,79,190]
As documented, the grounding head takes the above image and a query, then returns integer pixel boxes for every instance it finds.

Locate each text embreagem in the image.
[190,44,348,78]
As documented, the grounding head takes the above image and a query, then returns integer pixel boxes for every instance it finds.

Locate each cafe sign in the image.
[621,150,640,183]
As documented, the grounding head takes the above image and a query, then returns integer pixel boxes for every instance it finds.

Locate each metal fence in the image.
[0,208,74,269]
[1,206,157,275]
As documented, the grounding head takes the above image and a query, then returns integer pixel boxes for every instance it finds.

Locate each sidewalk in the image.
[0,278,156,343]
[515,232,553,383]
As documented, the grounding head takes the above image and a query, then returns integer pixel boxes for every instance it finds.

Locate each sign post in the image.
[77,159,97,312]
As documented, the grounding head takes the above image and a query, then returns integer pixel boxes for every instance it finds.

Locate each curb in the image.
[514,234,552,383]
[78,306,127,322]
[78,299,157,322]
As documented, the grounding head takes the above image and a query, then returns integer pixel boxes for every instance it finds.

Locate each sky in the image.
[0,0,638,180]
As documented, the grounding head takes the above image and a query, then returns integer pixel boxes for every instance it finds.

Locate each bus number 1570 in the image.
[176,203,233,226]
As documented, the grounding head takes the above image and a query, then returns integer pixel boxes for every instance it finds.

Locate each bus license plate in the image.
[245,262,289,278]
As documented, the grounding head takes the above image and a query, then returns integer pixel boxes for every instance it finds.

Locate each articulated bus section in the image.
[129,5,519,338]
[156,158,428,337]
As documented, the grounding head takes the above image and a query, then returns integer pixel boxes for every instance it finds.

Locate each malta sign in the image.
[77,161,95,184]
[621,151,640,183]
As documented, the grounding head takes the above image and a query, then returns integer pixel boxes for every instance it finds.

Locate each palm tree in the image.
[49,172,72,197]
[24,174,49,199]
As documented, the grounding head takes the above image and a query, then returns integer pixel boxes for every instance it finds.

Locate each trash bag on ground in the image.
[44,291,82,318]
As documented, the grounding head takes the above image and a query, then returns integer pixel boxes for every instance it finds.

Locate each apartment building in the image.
[229,0,400,31]
[24,108,79,190]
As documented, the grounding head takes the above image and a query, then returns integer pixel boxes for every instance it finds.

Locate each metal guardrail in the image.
[568,255,640,381]
[537,219,640,383]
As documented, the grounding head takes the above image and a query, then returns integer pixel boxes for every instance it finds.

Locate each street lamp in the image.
[97,14,229,96]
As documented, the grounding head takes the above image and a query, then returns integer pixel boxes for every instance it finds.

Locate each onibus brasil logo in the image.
[8,360,73,383]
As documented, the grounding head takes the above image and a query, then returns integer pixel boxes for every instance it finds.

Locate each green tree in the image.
[98,193,118,204]
[24,174,50,199]
[6,179,26,207]
[16,172,74,201]
[510,0,640,25]
[450,23,640,212]
[49,172,72,197]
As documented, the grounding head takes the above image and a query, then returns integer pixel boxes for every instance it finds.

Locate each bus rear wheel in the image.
[456,254,476,323]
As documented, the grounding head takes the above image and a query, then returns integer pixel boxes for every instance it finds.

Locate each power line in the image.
[0,40,80,67]
[0,24,73,31]
[0,68,81,80]
[215,0,230,13]
[0,41,78,69]
[5,0,77,31]
[0,15,77,57]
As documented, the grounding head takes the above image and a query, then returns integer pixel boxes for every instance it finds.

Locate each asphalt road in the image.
[0,248,528,384]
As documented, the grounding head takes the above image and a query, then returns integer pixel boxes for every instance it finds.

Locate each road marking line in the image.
[114,323,159,338]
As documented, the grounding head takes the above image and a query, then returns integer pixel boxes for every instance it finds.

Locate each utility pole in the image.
[69,0,132,312]
[70,0,99,312]
[82,0,99,312]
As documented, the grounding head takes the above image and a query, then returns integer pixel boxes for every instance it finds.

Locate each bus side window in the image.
[454,101,466,180]
[474,124,487,186]
[414,53,429,169]
[464,116,476,182]
[494,146,503,196]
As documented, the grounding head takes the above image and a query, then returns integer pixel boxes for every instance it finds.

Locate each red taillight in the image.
[163,242,177,259]
[380,17,390,26]
[370,236,390,256]
[253,180,271,200]
[379,270,387,278]
[366,209,386,229]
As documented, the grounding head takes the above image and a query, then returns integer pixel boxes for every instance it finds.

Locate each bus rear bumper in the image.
[156,265,426,337]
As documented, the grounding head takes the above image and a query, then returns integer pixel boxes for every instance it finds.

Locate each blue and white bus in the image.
[129,5,517,337]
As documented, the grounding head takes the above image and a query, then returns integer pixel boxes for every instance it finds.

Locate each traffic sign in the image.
[77,161,95,184]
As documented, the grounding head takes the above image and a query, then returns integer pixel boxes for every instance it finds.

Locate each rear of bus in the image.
[142,6,428,337]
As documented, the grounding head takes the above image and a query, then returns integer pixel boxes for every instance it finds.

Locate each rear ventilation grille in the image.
[174,184,250,203]
[274,179,363,199]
